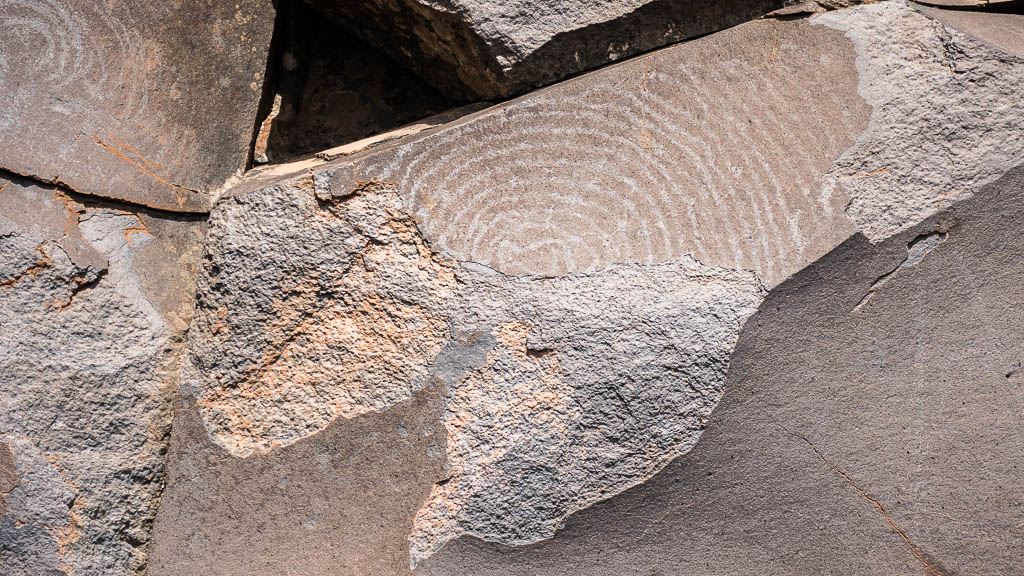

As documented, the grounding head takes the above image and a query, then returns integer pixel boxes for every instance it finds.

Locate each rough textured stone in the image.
[917,5,1024,56]
[147,382,446,576]
[304,0,842,99]
[185,178,763,563]
[0,172,204,574]
[817,1,1024,241]
[0,0,275,211]
[415,161,1024,576]
[11,1,1024,575]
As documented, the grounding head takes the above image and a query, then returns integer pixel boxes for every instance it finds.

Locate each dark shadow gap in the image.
[251,0,463,165]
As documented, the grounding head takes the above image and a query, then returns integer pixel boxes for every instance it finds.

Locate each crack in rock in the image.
[775,424,949,576]
[853,230,947,312]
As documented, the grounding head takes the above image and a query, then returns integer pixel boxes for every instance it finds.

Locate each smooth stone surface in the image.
[147,382,447,576]
[416,163,1024,576]
[0,0,275,211]
[918,5,1024,56]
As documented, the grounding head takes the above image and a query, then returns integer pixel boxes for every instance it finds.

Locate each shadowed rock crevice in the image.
[252,0,460,163]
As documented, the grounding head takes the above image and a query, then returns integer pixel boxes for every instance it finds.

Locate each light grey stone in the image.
[0,173,203,574]
[817,0,1024,241]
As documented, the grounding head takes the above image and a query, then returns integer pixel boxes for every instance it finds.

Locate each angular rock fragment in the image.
[304,0,842,99]
[0,1,275,211]
[817,0,1024,240]
[0,173,204,574]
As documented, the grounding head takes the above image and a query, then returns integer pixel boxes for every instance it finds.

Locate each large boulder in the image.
[302,0,849,100]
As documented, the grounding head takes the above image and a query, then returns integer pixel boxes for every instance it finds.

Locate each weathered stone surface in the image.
[305,0,849,99]
[345,16,871,285]
[184,177,763,564]
[316,1,1024,282]
[0,172,204,574]
[0,0,275,211]
[816,1,1024,241]
[147,382,446,576]
[415,162,1024,576]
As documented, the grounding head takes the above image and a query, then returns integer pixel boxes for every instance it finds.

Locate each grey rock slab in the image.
[0,0,275,212]
[917,5,1024,56]
[329,16,872,286]
[174,5,1024,569]
[0,172,204,574]
[314,2,1024,283]
[414,163,1024,576]
[147,382,447,576]
[304,0,851,99]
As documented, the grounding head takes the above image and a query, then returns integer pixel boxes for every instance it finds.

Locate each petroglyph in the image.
[353,19,870,286]
[0,0,274,210]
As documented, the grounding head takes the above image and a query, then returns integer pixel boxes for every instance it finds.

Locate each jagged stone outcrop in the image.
[0,0,275,211]
[0,173,204,574]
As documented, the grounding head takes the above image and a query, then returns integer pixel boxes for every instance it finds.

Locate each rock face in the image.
[4,1,1024,575]
[414,162,1024,576]
[0,0,275,211]
[0,173,204,574]
[149,3,1024,573]
[303,0,838,99]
